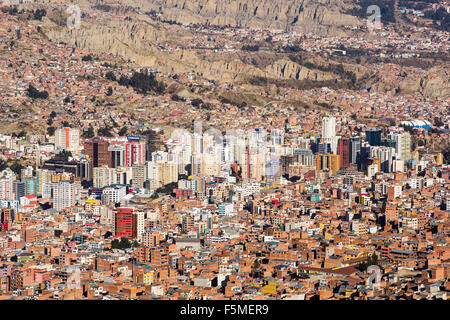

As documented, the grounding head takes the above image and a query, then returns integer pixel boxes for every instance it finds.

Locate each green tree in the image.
[105,71,117,81]
[111,239,120,249]
[82,127,95,138]
[118,127,128,136]
[26,84,48,99]
[98,127,113,137]
[9,161,23,175]
[119,238,132,249]
[132,240,140,248]
[47,126,55,136]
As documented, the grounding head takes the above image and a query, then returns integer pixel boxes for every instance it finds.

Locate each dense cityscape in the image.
[0,0,448,302]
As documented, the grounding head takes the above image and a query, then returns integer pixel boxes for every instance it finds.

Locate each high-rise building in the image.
[350,137,361,164]
[132,164,147,188]
[109,145,125,168]
[146,130,163,161]
[22,176,39,196]
[182,214,194,233]
[365,128,382,146]
[0,169,16,201]
[322,116,336,141]
[316,154,340,175]
[125,137,146,167]
[114,207,137,240]
[54,127,80,153]
[370,146,396,173]
[83,137,112,175]
[43,181,76,211]
[36,169,52,196]
[389,132,411,160]
[148,162,178,186]
[337,138,351,169]
[12,181,25,201]
[294,148,315,166]
[0,208,13,231]
[102,184,127,204]
[93,166,117,188]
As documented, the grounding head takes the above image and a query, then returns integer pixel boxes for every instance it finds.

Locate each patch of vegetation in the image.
[110,238,139,250]
[118,71,165,95]
[423,8,450,32]
[98,126,113,137]
[33,9,47,21]
[242,45,260,52]
[81,55,93,61]
[82,127,95,138]
[26,84,49,99]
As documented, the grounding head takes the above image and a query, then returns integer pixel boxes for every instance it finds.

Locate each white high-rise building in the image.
[54,127,80,153]
[0,169,16,201]
[102,185,127,204]
[93,166,117,188]
[135,211,145,241]
[43,181,76,211]
[322,116,336,141]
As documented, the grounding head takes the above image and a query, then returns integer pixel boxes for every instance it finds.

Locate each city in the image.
[0,0,448,305]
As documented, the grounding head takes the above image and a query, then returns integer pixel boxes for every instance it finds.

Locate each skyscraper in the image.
[389,132,411,160]
[365,128,382,146]
[337,138,351,169]
[0,169,16,201]
[83,137,112,176]
[125,137,146,166]
[12,181,25,201]
[322,116,336,141]
[114,207,137,240]
[43,181,76,211]
[54,127,81,153]
[350,137,361,164]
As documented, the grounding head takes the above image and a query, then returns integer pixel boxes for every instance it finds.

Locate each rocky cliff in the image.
[133,0,362,32]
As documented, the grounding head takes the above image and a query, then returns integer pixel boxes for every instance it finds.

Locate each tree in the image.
[27,84,48,99]
[119,238,132,249]
[357,253,380,271]
[118,71,165,95]
[81,55,93,61]
[105,71,116,81]
[118,127,127,136]
[242,44,259,51]
[111,238,132,249]
[0,160,7,171]
[33,9,46,21]
[47,126,55,136]
[9,161,23,175]
[111,239,120,249]
[191,98,203,107]
[98,127,113,137]
[434,117,444,127]
[82,127,94,138]
[56,150,72,158]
